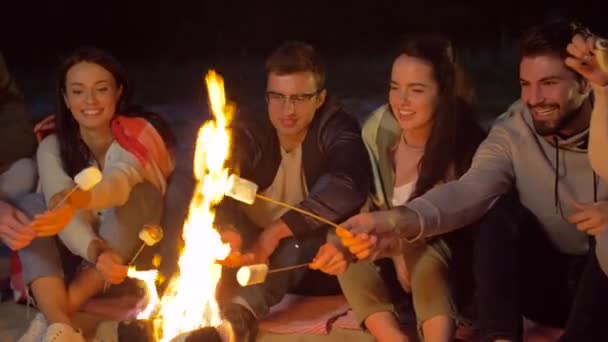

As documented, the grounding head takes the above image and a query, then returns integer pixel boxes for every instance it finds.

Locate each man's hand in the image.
[568,201,608,236]
[96,249,128,284]
[337,207,421,260]
[247,229,281,264]
[30,204,74,237]
[336,226,380,261]
[309,242,350,275]
[220,229,243,252]
[216,229,251,267]
[339,209,415,236]
[245,220,293,264]
[566,33,608,87]
[0,201,36,250]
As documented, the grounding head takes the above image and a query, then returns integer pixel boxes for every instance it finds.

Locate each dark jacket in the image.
[0,53,37,174]
[216,100,372,240]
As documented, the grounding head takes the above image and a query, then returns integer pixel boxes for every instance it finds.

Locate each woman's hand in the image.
[96,249,128,284]
[49,188,91,211]
[30,204,74,237]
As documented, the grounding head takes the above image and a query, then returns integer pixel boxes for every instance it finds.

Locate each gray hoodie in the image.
[407,92,608,255]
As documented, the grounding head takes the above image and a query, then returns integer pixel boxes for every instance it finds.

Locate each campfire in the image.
[126,70,235,342]
[121,70,346,342]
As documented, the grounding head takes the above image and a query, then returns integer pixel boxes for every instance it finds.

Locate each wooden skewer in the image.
[254,194,342,230]
[267,262,310,274]
[50,185,79,211]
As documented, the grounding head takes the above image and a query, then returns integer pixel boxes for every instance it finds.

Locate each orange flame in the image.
[127,267,159,320]
[128,70,234,341]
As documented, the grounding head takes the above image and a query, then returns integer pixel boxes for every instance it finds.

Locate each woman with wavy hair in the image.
[18,47,174,342]
[360,34,485,341]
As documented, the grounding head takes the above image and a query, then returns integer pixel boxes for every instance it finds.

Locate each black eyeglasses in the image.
[265,90,321,106]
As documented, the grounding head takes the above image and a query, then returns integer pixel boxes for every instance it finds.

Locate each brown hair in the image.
[395,34,486,199]
[56,47,175,177]
[265,41,326,90]
[518,20,587,60]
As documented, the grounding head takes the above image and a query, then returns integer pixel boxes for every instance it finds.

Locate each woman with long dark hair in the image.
[361,34,485,341]
[18,47,174,342]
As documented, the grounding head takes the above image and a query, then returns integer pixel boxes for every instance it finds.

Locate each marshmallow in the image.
[139,224,164,246]
[225,174,258,205]
[236,264,269,286]
[74,166,102,191]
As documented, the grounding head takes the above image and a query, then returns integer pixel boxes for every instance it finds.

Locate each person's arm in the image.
[36,136,100,257]
[339,120,516,260]
[85,143,144,209]
[588,85,608,181]
[37,135,75,205]
[565,33,608,182]
[37,136,145,209]
[280,114,372,240]
[0,54,36,173]
[403,121,516,239]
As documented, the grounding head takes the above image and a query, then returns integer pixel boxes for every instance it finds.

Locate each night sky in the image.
[2,0,606,68]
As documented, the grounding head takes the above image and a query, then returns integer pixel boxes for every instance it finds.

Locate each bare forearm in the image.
[589,85,608,182]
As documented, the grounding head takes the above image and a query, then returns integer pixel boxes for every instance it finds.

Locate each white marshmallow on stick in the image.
[109,224,164,293]
[236,263,310,286]
[130,224,164,265]
[236,264,268,286]
[74,166,103,191]
[224,174,344,230]
[51,166,102,210]
[225,174,258,205]
[139,224,164,247]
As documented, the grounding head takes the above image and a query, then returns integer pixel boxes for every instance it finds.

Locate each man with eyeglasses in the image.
[212,41,407,342]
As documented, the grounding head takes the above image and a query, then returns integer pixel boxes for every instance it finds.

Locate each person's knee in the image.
[0,158,37,200]
[116,181,163,226]
[19,237,64,285]
[410,258,449,306]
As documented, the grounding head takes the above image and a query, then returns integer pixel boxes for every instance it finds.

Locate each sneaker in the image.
[17,313,47,342]
[42,323,85,342]
[221,303,258,342]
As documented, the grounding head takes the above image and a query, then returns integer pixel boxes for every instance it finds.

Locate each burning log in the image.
[113,320,226,342]
[182,327,223,342]
[117,319,155,342]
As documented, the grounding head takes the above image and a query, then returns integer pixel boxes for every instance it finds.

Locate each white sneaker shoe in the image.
[17,313,47,342]
[41,323,85,342]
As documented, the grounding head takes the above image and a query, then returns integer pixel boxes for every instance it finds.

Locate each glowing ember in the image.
[128,70,234,341]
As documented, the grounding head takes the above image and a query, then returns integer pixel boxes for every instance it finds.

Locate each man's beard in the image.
[531,104,580,137]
